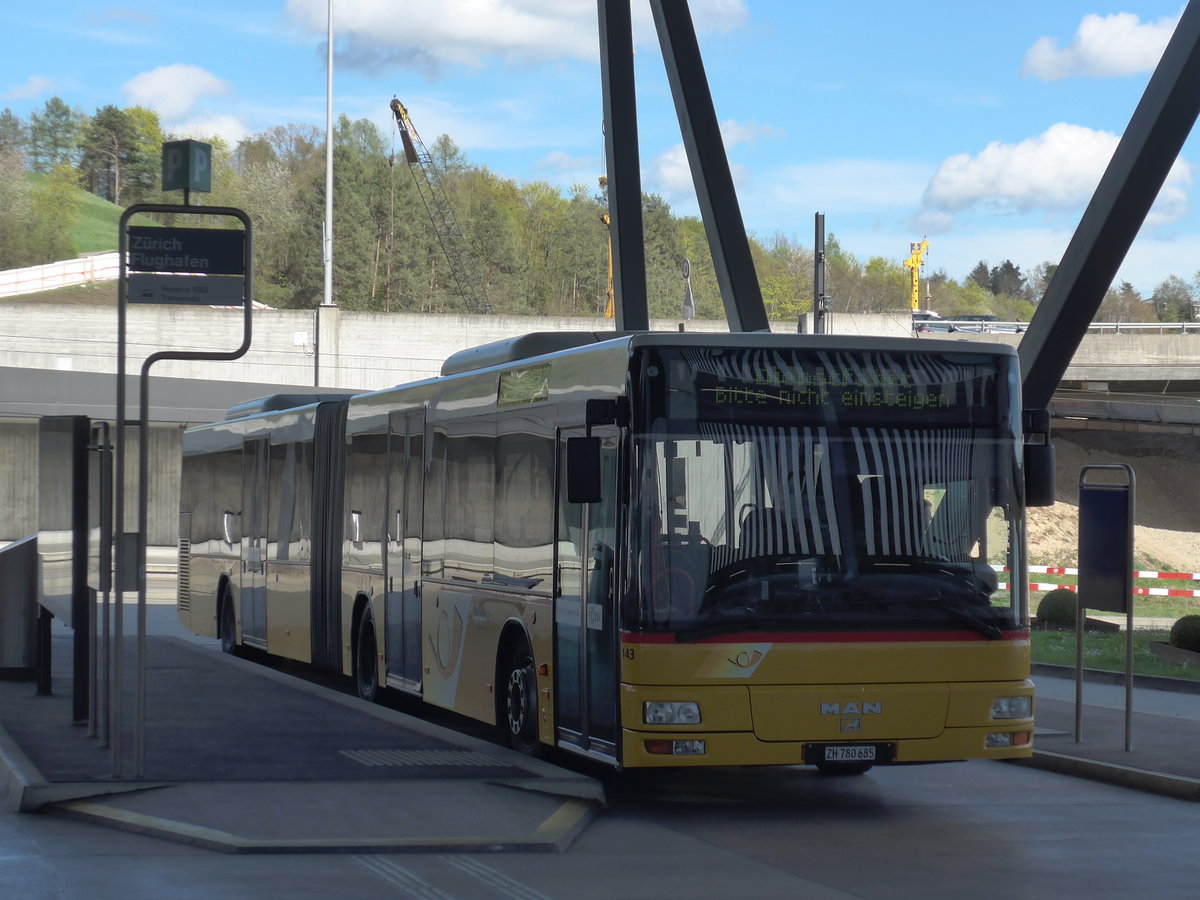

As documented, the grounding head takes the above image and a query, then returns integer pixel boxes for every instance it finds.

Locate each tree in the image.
[233,135,277,172]
[1096,281,1156,323]
[0,109,27,160]
[79,105,162,204]
[642,193,684,318]
[1028,260,1057,302]
[825,234,865,312]
[122,106,163,202]
[28,163,82,262]
[677,216,722,320]
[1151,275,1195,322]
[28,97,84,173]
[937,279,995,318]
[0,149,33,267]
[967,260,990,292]
[860,255,909,312]
[758,232,812,322]
[988,259,1025,299]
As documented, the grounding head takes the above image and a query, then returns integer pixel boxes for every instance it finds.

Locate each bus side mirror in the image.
[1024,442,1055,507]
[566,436,602,504]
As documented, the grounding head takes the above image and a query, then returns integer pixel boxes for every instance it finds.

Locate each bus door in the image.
[240,437,268,648]
[554,426,619,759]
[385,410,425,689]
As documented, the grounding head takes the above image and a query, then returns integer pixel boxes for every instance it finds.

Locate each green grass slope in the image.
[24,171,158,256]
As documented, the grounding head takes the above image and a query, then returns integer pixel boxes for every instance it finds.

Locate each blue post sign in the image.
[1078,471,1135,614]
[1075,463,1135,750]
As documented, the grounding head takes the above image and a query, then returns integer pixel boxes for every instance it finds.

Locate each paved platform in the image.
[1018,663,1200,802]
[0,634,602,854]
[4,632,1200,858]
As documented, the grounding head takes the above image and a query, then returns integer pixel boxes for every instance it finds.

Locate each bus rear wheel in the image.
[218,591,237,655]
[355,608,379,703]
[501,640,540,755]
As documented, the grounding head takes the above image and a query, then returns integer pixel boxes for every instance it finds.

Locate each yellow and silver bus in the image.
[178,331,1036,772]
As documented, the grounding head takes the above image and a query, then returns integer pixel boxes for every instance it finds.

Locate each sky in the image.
[1,1,1197,296]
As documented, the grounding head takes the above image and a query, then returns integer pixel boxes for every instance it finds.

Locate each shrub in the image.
[1036,589,1077,630]
[1169,615,1200,652]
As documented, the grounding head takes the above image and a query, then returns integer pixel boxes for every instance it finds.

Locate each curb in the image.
[48,794,597,855]
[1010,750,1200,803]
[1031,662,1200,695]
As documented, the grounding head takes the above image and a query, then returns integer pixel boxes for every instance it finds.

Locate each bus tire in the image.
[355,607,379,703]
[500,638,541,756]
[218,590,237,655]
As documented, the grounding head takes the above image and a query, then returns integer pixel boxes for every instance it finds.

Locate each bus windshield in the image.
[626,345,1024,638]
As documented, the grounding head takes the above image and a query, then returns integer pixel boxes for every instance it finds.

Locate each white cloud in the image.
[921,122,1192,227]
[650,118,780,205]
[123,64,231,120]
[285,0,746,72]
[1022,12,1178,81]
[3,75,53,101]
[169,113,249,147]
[534,150,599,189]
[769,159,930,214]
[652,143,694,201]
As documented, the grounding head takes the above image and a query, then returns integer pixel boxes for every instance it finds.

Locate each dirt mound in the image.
[1027,428,1199,572]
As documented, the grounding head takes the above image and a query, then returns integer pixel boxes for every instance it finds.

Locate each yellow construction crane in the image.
[903,238,929,312]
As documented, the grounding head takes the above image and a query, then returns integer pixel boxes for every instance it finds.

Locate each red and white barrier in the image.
[995,566,1200,598]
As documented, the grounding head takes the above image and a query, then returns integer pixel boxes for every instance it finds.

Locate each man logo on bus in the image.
[820,701,882,716]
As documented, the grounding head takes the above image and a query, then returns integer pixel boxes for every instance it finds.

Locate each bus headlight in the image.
[643,701,701,725]
[990,696,1032,720]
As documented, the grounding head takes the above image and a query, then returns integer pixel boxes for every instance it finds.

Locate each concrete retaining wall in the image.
[0,305,912,392]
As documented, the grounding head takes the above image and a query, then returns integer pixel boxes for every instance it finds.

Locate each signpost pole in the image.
[1077,463,1136,751]
[116,192,252,777]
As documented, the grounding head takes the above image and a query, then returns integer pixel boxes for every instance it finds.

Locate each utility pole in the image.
[812,212,830,334]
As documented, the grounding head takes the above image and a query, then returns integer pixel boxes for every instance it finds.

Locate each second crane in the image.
[390,97,493,314]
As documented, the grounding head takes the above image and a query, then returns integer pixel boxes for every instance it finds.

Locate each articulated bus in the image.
[178,331,1038,772]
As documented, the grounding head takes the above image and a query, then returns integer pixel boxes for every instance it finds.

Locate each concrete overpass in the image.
[3,303,1200,396]
[2,303,1197,545]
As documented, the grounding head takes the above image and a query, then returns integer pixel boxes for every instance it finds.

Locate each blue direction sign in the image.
[128,226,244,276]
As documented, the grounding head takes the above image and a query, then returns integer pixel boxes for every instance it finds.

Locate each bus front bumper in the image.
[621,725,1034,768]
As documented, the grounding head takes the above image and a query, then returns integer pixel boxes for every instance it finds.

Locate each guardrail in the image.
[914,321,1200,336]
[1083,323,1200,335]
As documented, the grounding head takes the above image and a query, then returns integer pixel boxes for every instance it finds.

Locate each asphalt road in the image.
[4,604,1196,899]
[5,750,1197,899]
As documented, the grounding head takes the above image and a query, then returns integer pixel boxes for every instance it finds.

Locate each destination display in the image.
[127,226,244,276]
[650,346,1008,428]
[706,368,953,413]
[125,224,246,305]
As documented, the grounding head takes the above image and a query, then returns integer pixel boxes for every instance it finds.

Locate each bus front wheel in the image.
[501,640,541,755]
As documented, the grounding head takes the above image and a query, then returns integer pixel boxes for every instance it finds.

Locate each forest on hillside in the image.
[1,98,1197,322]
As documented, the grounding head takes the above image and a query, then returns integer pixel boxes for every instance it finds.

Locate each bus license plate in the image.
[823,745,876,762]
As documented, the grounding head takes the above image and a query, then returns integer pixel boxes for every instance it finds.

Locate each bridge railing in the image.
[915,320,1200,336]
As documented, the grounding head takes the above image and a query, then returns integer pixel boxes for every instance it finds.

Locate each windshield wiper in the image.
[885,597,1003,640]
